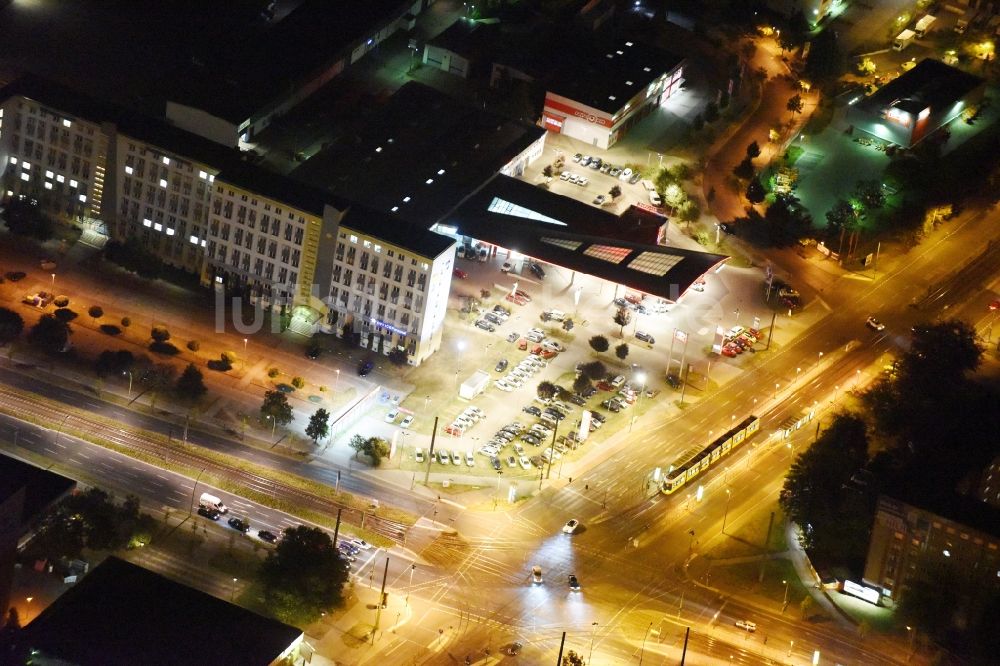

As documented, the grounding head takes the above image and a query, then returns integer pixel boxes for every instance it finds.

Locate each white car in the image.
[543,310,566,322]
[385,409,399,423]
[414,447,425,463]
[501,262,513,273]
[400,415,414,428]
[451,450,463,465]
[351,538,373,551]
[519,455,532,470]
[437,450,449,465]
[562,519,581,534]
[542,340,566,352]
[465,451,475,467]
[619,167,633,181]
[526,332,545,343]
[576,175,589,187]
[648,190,663,207]
[735,620,757,633]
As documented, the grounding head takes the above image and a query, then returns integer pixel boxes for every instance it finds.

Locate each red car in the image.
[453,268,468,279]
[721,343,740,357]
[540,349,557,359]
[505,293,528,306]
[517,338,528,350]
[990,299,1000,311]
[596,380,614,391]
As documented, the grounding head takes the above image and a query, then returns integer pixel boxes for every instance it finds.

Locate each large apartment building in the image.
[0,76,454,365]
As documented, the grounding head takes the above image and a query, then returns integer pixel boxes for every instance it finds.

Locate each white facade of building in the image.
[0,96,108,222]
[112,139,218,273]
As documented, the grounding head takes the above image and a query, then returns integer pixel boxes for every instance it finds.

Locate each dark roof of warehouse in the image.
[0,453,76,529]
[215,159,349,218]
[444,175,726,301]
[13,557,302,666]
[859,58,985,115]
[546,39,684,115]
[291,82,545,227]
[168,0,414,123]
[341,205,456,259]
[427,19,498,58]
[0,75,240,168]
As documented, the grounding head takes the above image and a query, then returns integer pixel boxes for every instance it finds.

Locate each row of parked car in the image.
[475,303,512,333]
[572,153,643,184]
[721,326,761,357]
[442,405,486,437]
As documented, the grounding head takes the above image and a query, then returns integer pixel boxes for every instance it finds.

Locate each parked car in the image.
[572,153,583,163]
[475,319,496,332]
[414,448,425,463]
[628,172,641,185]
[453,268,468,279]
[635,331,655,344]
[495,358,509,372]
[358,359,374,376]
[437,450,449,465]
[385,409,399,423]
[593,194,607,205]
[400,415,414,428]
[619,168,633,181]
[575,175,589,187]
[500,262,513,273]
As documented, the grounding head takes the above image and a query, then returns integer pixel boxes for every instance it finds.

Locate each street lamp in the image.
[774,382,780,400]
[123,370,133,399]
[795,367,801,384]
[334,368,340,391]
[50,273,55,286]
[782,579,790,611]
[629,372,647,433]
[722,488,732,534]
[243,337,248,353]
[588,622,599,665]
[639,621,653,665]
[231,577,238,601]
[406,564,416,607]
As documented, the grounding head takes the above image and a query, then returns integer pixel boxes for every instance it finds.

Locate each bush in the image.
[207,356,232,372]
[121,317,131,328]
[53,308,78,323]
[100,324,122,336]
[88,306,104,320]
[149,341,180,356]
[267,367,280,378]
[186,340,200,352]
[588,335,609,353]
[150,326,170,343]
[291,376,305,389]
[53,296,70,308]
[221,350,237,364]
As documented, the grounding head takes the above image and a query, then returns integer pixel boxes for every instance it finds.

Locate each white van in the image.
[200,492,228,514]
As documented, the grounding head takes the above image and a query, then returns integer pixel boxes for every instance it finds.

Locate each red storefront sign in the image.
[543,96,613,128]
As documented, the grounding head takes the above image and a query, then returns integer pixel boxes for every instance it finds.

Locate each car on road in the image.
[866,316,886,331]
[400,415,414,428]
[358,359,374,376]
[228,517,250,533]
[351,538,373,551]
[306,345,322,359]
[258,530,278,543]
[197,507,220,521]
[385,409,399,423]
[475,319,496,332]
[990,299,1000,311]
[531,565,544,584]
[635,331,655,344]
[735,620,757,633]
[414,447,425,463]
[562,519,581,534]
[568,574,581,591]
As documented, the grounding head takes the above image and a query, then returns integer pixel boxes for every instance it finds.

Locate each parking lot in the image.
[388,236,780,479]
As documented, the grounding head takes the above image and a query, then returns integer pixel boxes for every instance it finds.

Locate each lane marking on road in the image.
[438,497,466,510]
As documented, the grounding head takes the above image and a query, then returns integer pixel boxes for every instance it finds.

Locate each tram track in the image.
[0,387,409,542]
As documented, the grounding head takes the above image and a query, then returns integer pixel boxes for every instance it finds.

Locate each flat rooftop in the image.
[291,82,546,227]
[12,557,302,666]
[444,175,727,301]
[170,0,413,123]
[341,205,456,259]
[860,58,985,116]
[0,453,76,529]
[547,39,684,115]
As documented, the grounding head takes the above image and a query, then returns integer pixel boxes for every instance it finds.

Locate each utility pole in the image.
[680,363,690,404]
[371,556,390,645]
[766,311,776,350]
[424,416,438,486]
[541,419,560,487]
[680,627,690,665]
[555,631,566,665]
[332,508,342,547]
[188,468,206,517]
